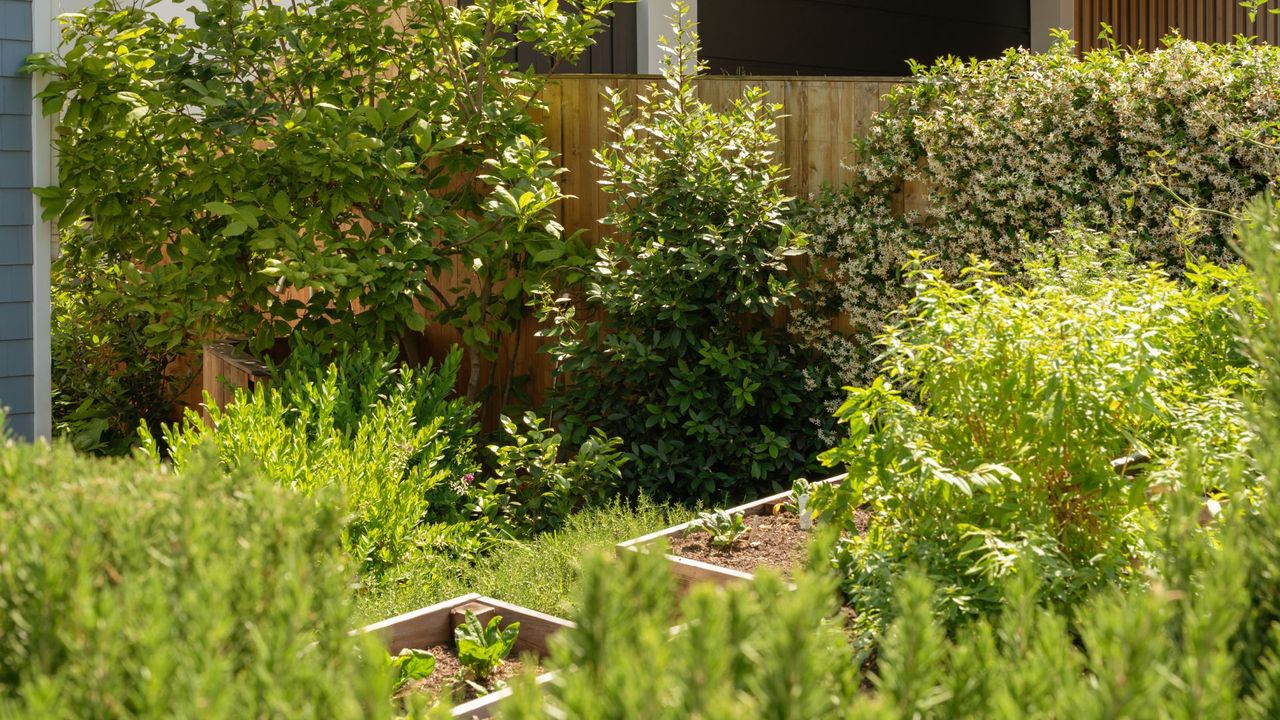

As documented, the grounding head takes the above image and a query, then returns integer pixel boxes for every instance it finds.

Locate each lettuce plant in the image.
[691,510,750,548]
[454,611,520,682]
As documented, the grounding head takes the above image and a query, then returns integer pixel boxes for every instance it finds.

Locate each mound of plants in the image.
[487,205,1280,718]
[150,346,626,578]
[0,437,396,718]
[811,231,1261,636]
[795,35,1280,386]
[541,4,836,502]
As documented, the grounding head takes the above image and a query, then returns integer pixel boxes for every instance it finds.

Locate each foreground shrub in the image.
[796,36,1280,385]
[502,546,860,719]
[814,236,1259,635]
[150,347,485,576]
[0,440,394,718]
[541,4,835,501]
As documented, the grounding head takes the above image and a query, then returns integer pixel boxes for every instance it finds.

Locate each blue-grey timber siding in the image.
[0,0,34,440]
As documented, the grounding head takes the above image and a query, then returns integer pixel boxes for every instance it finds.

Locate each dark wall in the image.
[699,0,1030,76]
[459,2,637,74]
[518,3,637,74]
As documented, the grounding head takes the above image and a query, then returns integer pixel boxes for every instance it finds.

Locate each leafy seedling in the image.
[388,648,436,692]
[691,509,749,548]
[454,610,520,682]
[781,478,816,530]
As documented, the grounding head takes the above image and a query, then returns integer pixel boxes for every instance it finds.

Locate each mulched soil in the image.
[668,507,869,577]
[396,644,542,704]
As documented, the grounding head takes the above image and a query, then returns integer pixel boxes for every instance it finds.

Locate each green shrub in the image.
[0,440,395,718]
[541,3,836,501]
[51,258,193,455]
[481,412,628,536]
[28,0,615,400]
[795,37,1280,386]
[813,235,1260,635]
[501,227,1280,714]
[149,347,486,577]
[154,347,628,578]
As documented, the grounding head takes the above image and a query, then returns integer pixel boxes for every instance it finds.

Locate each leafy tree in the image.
[28,0,616,401]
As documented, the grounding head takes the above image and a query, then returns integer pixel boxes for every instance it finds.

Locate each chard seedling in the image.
[691,509,749,548]
[388,648,436,691]
[454,610,520,681]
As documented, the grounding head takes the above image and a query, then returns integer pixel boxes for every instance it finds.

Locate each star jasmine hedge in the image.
[795,36,1280,387]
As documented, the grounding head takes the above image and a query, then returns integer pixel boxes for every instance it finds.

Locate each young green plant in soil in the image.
[672,506,813,577]
[389,649,437,694]
[396,611,533,705]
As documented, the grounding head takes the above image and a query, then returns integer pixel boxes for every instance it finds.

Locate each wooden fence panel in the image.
[1076,0,1280,51]
[200,76,903,426]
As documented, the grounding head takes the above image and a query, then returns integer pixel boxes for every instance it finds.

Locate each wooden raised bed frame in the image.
[359,594,573,719]
[617,473,847,592]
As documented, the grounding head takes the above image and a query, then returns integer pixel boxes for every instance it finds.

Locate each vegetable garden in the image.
[8,0,1280,717]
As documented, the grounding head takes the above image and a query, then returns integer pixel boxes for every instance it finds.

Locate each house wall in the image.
[0,0,38,439]
[695,0,1031,76]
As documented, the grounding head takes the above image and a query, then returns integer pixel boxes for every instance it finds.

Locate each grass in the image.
[353,497,692,624]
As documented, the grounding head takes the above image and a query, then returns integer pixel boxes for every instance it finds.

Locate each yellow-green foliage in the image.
[0,441,395,718]
[149,347,485,577]
[815,236,1260,633]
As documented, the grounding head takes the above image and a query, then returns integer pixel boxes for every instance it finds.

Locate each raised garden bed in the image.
[617,473,849,592]
[359,594,573,719]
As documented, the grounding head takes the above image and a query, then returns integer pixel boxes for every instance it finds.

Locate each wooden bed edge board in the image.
[668,555,756,583]
[451,671,559,719]
[615,472,848,552]
[474,596,577,630]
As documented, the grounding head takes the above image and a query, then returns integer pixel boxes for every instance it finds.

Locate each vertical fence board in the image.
[1078,0,1280,51]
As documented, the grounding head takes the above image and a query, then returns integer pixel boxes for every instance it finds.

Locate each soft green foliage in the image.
[691,509,750,548]
[51,259,192,455]
[390,649,437,693]
[0,440,396,718]
[148,347,486,576]
[814,237,1260,634]
[502,545,860,719]
[454,611,520,681]
[27,0,613,399]
[541,3,834,500]
[481,412,628,535]
[354,497,691,623]
[795,36,1280,386]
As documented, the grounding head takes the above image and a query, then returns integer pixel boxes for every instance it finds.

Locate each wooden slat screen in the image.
[1076,0,1280,52]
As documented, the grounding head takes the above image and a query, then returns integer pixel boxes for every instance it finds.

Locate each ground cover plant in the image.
[541,4,836,501]
[0,438,397,718]
[812,232,1261,636]
[150,346,627,579]
[795,35,1280,387]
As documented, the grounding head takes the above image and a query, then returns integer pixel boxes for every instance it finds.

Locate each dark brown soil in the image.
[396,644,541,704]
[668,507,870,577]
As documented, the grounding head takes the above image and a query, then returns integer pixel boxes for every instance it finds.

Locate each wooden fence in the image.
[1076,0,1280,52]
[201,76,908,425]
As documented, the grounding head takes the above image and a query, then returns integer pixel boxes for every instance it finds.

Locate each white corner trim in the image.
[1030,0,1075,52]
[636,0,697,74]
[30,0,56,441]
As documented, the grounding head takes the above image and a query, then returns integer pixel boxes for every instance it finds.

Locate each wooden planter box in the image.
[359,594,573,719]
[617,473,847,592]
